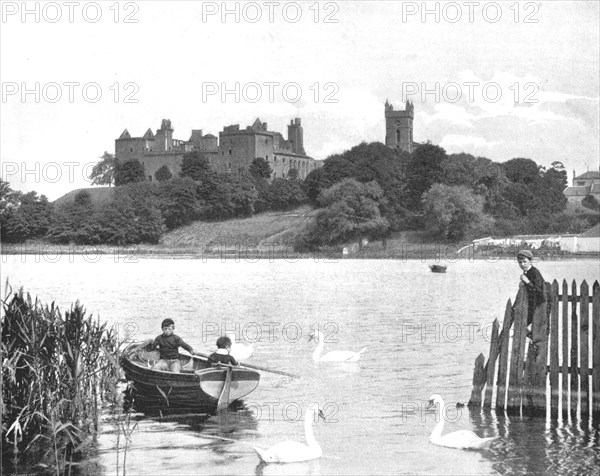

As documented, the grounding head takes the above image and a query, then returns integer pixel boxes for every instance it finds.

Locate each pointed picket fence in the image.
[468,280,600,418]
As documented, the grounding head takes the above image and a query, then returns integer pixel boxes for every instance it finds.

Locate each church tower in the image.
[385,100,414,153]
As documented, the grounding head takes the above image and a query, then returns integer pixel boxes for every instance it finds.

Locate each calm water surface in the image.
[2,256,599,475]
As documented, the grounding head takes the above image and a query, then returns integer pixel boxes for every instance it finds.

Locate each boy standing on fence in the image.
[517,250,547,338]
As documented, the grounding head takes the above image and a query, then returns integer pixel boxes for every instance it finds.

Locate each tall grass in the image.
[1,287,121,474]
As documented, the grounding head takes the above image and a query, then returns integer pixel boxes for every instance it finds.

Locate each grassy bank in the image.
[1,206,597,261]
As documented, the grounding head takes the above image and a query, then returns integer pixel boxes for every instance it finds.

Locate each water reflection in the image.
[468,408,600,475]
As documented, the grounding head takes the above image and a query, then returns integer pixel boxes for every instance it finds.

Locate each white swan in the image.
[308,330,366,362]
[251,403,326,463]
[427,394,498,449]
[227,333,254,361]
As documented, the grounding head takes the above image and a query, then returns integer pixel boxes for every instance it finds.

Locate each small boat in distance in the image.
[120,341,260,413]
[429,264,448,273]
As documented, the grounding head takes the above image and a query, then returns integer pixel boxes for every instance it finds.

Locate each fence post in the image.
[484,319,499,408]
[570,280,579,418]
[549,280,560,419]
[508,286,528,415]
[580,281,590,416]
[496,299,513,412]
[562,279,569,418]
[592,281,600,416]
[468,353,486,407]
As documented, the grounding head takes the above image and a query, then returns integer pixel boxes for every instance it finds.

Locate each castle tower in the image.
[287,118,306,155]
[385,100,414,153]
[155,119,174,153]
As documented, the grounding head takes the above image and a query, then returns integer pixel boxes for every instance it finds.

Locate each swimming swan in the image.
[227,333,254,361]
[308,330,367,362]
[251,404,326,463]
[427,394,498,449]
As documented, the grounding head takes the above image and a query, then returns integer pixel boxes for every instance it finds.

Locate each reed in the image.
[1,287,121,474]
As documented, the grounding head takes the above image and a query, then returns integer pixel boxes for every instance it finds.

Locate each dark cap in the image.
[161,318,175,328]
[516,250,533,260]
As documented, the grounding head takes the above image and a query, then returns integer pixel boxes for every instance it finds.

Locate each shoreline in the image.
[2,242,597,262]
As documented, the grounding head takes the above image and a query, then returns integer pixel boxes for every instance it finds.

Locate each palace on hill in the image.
[115,117,319,182]
[115,101,418,181]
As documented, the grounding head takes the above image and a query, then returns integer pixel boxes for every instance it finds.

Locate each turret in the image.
[287,118,305,155]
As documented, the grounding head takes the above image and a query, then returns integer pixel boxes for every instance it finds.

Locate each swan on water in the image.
[226,333,254,361]
[251,403,326,463]
[308,330,367,362]
[427,394,498,449]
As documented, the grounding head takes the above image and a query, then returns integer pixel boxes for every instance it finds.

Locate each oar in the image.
[190,351,300,379]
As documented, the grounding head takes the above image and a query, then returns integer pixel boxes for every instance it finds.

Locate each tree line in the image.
[0,152,307,245]
[1,144,598,248]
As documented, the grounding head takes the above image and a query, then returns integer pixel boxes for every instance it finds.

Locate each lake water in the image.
[2,255,599,475]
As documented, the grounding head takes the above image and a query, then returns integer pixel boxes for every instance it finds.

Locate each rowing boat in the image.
[429,264,448,273]
[120,341,260,412]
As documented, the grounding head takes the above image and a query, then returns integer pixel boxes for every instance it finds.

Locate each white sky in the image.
[1,0,599,200]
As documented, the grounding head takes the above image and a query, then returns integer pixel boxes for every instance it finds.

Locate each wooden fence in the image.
[469,280,600,418]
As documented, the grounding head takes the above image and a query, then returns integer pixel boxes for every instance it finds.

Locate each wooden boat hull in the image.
[120,343,260,412]
[429,265,448,273]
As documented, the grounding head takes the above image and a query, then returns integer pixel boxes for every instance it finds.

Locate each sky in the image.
[1,0,599,201]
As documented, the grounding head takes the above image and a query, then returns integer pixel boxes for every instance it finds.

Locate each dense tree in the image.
[46,190,95,244]
[89,151,117,186]
[297,179,389,250]
[155,165,173,182]
[200,173,258,220]
[530,168,567,213]
[249,157,272,179]
[269,178,307,211]
[93,184,164,244]
[180,151,211,181]
[252,176,272,213]
[0,179,22,241]
[305,142,409,229]
[405,143,447,207]
[1,191,53,242]
[502,157,539,184]
[158,178,202,229]
[582,194,600,211]
[422,184,491,241]
[114,159,145,186]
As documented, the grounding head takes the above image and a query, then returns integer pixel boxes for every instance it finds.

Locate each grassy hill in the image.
[160,205,318,249]
[53,187,114,206]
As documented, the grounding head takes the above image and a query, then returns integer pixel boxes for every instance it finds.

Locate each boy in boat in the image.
[516,250,548,341]
[149,318,198,373]
[207,336,239,367]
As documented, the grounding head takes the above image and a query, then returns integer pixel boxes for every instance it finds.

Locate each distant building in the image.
[563,170,600,207]
[384,100,418,153]
[217,118,316,180]
[115,117,320,182]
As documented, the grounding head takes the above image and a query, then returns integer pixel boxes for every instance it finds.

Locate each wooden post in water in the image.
[549,280,560,418]
[523,282,550,416]
[570,280,579,418]
[484,319,499,408]
[562,279,570,418]
[592,281,600,415]
[468,353,486,407]
[496,299,513,412]
[508,286,528,415]
[580,281,590,416]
